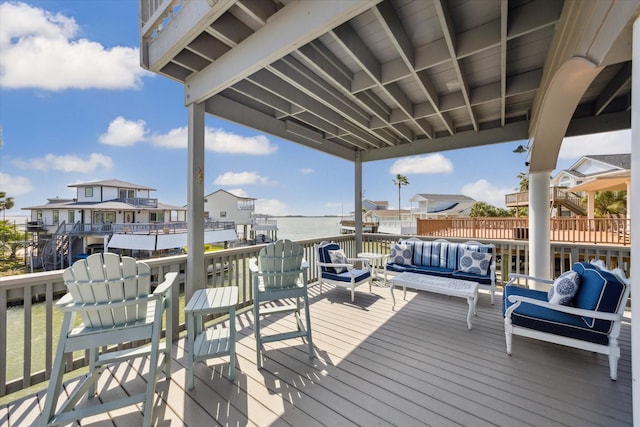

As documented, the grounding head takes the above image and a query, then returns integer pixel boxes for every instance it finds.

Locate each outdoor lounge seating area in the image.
[384,238,497,304]
[1,282,632,426]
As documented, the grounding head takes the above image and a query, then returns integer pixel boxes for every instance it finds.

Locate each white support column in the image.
[630,15,639,427]
[529,171,551,284]
[354,151,363,254]
[587,191,595,221]
[186,102,206,302]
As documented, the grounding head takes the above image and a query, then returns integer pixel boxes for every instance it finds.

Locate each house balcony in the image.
[0,234,632,425]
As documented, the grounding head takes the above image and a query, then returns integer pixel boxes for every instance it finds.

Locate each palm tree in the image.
[516,172,529,192]
[593,191,627,217]
[0,192,14,222]
[392,174,409,220]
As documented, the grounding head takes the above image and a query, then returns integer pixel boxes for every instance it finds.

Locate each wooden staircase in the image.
[505,187,586,216]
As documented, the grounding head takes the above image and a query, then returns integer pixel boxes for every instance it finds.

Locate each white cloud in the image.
[300,168,314,174]
[461,179,513,208]
[99,116,147,146]
[12,153,113,173]
[206,128,277,155]
[255,199,288,216]
[0,2,148,90]
[213,171,271,186]
[148,126,278,154]
[560,129,631,159]
[0,172,34,195]
[390,154,454,175]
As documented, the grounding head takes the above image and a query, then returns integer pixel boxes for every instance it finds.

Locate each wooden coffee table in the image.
[389,272,478,329]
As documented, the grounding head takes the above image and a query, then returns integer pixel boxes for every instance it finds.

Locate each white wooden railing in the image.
[0,233,631,399]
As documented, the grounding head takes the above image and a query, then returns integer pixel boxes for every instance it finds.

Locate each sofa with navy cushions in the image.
[503,261,631,380]
[383,238,496,304]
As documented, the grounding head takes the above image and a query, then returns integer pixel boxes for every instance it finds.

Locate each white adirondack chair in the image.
[249,239,313,368]
[41,252,177,427]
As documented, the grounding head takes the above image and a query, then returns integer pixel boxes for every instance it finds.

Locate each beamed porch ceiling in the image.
[140,0,638,171]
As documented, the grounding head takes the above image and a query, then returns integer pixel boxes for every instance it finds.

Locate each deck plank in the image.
[3,284,632,426]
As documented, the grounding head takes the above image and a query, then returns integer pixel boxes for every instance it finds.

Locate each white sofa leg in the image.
[609,340,620,380]
[504,318,513,355]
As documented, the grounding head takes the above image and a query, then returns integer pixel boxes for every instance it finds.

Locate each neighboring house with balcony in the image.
[204,189,276,241]
[22,179,189,270]
[551,153,630,189]
[506,154,630,217]
[409,194,476,218]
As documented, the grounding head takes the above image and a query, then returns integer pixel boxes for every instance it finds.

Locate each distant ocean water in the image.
[274,216,342,241]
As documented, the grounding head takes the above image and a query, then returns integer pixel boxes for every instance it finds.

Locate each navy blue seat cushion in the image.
[572,262,626,330]
[386,263,416,273]
[452,270,492,285]
[412,265,454,277]
[321,269,371,282]
[318,242,341,273]
[503,285,610,345]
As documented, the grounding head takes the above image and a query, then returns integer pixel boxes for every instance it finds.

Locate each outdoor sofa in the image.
[384,238,496,304]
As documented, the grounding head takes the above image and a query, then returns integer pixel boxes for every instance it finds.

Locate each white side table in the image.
[357,252,385,282]
[185,286,238,389]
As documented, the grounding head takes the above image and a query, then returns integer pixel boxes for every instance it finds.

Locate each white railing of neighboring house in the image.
[0,233,631,399]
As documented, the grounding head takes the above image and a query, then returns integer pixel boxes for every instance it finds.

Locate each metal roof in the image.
[67,179,156,191]
[140,0,639,172]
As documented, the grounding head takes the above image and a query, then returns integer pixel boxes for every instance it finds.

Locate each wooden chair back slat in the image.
[258,239,304,289]
[63,253,151,328]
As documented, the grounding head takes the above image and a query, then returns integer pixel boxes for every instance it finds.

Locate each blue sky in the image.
[0,1,632,217]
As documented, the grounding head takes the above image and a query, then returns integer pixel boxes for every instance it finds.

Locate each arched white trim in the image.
[528,57,602,173]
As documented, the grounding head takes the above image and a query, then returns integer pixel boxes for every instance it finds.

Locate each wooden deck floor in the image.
[1,283,633,426]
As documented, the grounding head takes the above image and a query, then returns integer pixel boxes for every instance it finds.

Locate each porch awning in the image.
[569,170,630,193]
[107,229,239,251]
[156,233,187,250]
[107,234,156,251]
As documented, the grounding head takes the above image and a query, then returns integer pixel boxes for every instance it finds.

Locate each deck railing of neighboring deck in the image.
[0,233,631,399]
[417,217,630,245]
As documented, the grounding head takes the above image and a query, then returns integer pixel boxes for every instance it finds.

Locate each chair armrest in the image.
[58,294,163,312]
[506,294,622,322]
[56,293,74,308]
[154,271,178,296]
[506,273,554,287]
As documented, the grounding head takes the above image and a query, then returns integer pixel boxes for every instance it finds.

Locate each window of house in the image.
[53,210,59,224]
[68,210,75,223]
[220,211,227,218]
[94,212,115,223]
[37,210,42,221]
[119,189,135,199]
[85,187,93,197]
[150,211,164,222]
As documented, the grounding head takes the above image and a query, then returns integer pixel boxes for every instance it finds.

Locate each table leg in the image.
[466,297,474,330]
[187,312,195,390]
[390,283,396,310]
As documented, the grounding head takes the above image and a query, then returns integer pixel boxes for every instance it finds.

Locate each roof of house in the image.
[22,200,185,211]
[67,179,156,191]
[411,194,476,202]
[205,188,256,201]
[583,154,630,170]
